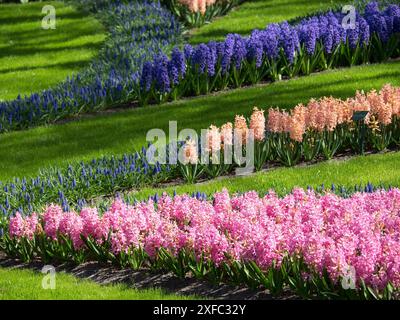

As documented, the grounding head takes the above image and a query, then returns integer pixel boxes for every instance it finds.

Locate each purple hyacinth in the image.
[261,24,280,60]
[140,61,153,92]
[207,41,217,76]
[297,20,319,55]
[246,30,264,67]
[216,41,225,59]
[367,11,390,42]
[221,34,235,74]
[279,22,299,63]
[192,44,210,74]
[320,14,334,54]
[171,48,186,78]
[384,4,400,33]
[365,1,380,16]
[327,12,344,49]
[152,54,170,93]
[359,16,370,47]
[232,34,247,69]
[346,19,360,49]
[184,44,194,62]
[168,60,179,85]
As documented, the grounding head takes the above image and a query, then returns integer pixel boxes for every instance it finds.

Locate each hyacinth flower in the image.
[6,187,400,299]
[178,139,204,183]
[1,1,400,131]
[250,107,270,171]
[202,124,230,179]
[163,0,243,28]
[245,30,268,84]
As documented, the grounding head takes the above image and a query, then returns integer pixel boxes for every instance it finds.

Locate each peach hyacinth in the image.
[250,107,266,141]
[267,84,400,142]
[206,125,221,153]
[234,115,249,144]
[182,139,198,164]
[220,122,233,146]
[178,0,218,14]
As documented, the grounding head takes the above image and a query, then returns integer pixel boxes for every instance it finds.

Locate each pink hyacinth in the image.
[59,211,84,248]
[10,186,400,291]
[9,212,25,238]
[42,204,63,240]
[9,212,39,240]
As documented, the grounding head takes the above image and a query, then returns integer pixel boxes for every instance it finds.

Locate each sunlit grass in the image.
[0,60,398,181]
[189,0,343,44]
[0,267,198,300]
[0,1,105,101]
[126,151,400,200]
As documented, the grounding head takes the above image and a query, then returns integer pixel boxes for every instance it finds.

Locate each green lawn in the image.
[126,151,400,200]
[189,0,342,44]
[0,1,105,101]
[0,61,398,181]
[0,267,197,300]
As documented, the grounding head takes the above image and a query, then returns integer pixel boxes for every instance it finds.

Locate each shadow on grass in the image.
[0,252,298,300]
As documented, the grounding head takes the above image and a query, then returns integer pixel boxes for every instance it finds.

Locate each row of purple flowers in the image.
[1,2,399,133]
[139,1,400,105]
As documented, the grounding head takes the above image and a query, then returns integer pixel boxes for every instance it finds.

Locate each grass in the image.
[189,0,343,44]
[0,1,105,101]
[0,60,399,181]
[128,151,400,199]
[0,267,197,300]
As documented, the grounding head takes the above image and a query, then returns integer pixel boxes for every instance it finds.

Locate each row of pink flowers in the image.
[9,187,400,289]
[198,84,400,153]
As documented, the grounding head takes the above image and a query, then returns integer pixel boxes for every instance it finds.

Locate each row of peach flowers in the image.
[199,84,400,153]
[178,0,218,14]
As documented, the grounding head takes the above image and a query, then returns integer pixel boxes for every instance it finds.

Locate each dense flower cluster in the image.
[178,83,400,170]
[1,2,399,132]
[141,2,400,104]
[7,187,400,297]
[2,84,399,216]
[267,84,400,142]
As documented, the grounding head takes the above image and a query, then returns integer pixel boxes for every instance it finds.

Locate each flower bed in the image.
[3,187,400,299]
[0,84,399,217]
[0,0,182,132]
[177,83,400,180]
[139,1,400,105]
[0,147,171,217]
[1,2,399,133]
